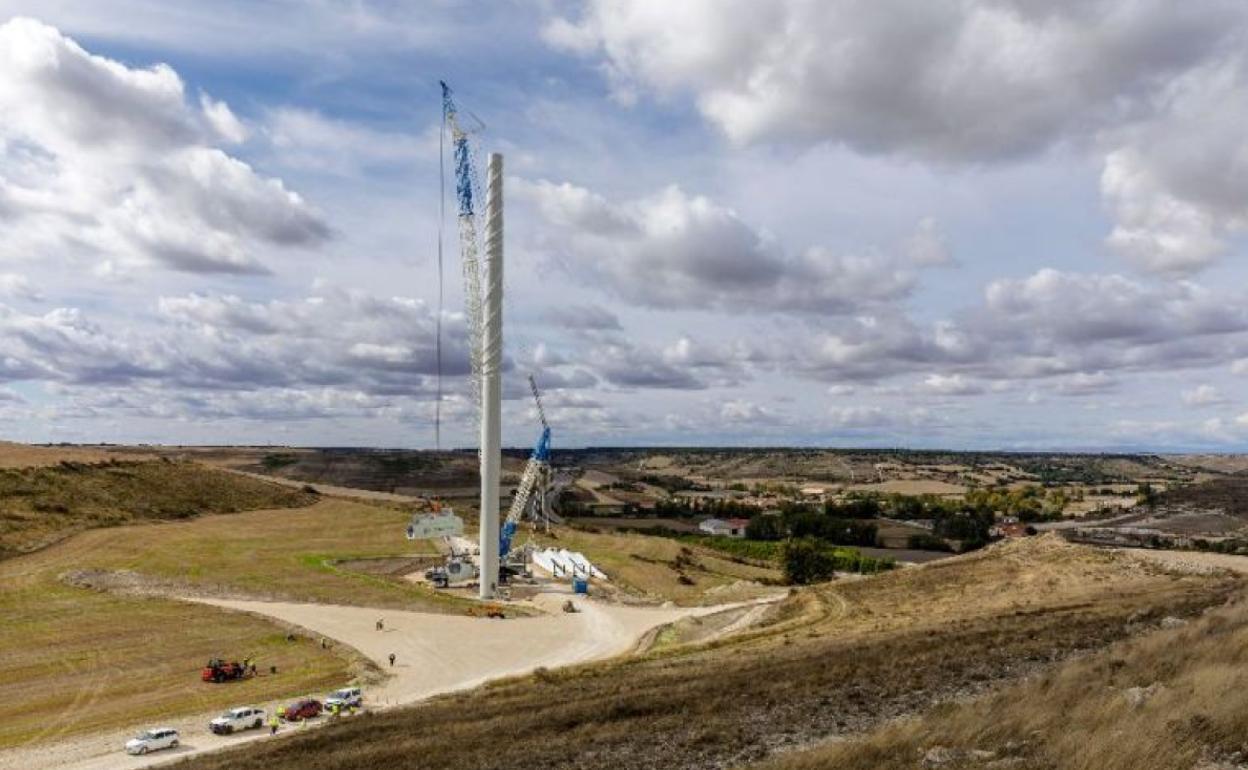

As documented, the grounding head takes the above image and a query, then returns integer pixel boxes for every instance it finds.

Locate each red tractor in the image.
[201,658,248,683]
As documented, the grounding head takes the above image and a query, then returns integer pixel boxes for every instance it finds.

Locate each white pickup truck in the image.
[209,706,266,735]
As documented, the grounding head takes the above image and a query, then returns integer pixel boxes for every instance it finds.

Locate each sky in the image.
[0,0,1247,451]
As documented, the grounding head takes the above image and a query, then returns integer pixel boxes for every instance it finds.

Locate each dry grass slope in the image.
[0,459,316,557]
[0,442,149,468]
[166,537,1237,770]
[757,561,1248,770]
[539,526,781,604]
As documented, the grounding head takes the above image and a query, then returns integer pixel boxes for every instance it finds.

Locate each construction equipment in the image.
[435,82,507,598]
[405,500,464,540]
[439,80,486,433]
[424,548,478,588]
[501,375,552,559]
[201,659,249,683]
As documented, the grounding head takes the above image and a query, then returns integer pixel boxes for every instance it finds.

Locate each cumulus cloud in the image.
[156,288,471,393]
[583,333,763,391]
[200,93,248,144]
[1182,384,1228,407]
[786,269,1248,389]
[0,287,482,417]
[970,269,1248,378]
[1053,371,1118,396]
[0,273,43,301]
[516,178,915,313]
[922,373,984,396]
[0,18,329,274]
[904,217,955,267]
[718,399,782,425]
[547,1,1234,158]
[1101,59,1248,273]
[826,405,937,431]
[548,1,1248,275]
[588,338,707,390]
[794,314,978,383]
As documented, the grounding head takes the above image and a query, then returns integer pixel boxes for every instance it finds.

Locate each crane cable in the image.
[434,96,446,451]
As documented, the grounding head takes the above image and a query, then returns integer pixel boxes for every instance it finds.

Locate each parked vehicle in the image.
[324,687,362,709]
[209,706,266,734]
[125,728,179,755]
[201,658,248,683]
[281,698,322,721]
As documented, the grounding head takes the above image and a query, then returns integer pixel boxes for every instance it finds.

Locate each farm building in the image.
[699,517,749,538]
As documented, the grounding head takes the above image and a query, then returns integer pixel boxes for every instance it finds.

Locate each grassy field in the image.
[0,495,454,749]
[535,526,780,604]
[53,498,448,608]
[0,459,316,557]
[168,537,1238,770]
[0,581,350,748]
[0,442,149,468]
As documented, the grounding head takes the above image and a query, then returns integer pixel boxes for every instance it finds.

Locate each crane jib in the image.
[441,81,475,217]
[453,137,473,216]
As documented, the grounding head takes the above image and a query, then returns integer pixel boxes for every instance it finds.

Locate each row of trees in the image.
[759,508,879,547]
[782,538,894,584]
[885,488,1065,523]
[650,497,759,519]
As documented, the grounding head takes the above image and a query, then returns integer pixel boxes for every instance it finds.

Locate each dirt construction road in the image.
[0,593,752,770]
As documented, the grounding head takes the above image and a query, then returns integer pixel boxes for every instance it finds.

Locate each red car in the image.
[281,699,322,721]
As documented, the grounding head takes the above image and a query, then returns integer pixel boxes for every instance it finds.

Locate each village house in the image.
[698,517,750,538]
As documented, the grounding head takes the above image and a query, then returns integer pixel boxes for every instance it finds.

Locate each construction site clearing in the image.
[1,554,776,770]
[0,448,790,770]
[3,446,1248,770]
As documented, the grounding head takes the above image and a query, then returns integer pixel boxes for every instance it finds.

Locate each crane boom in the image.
[500,376,552,558]
[529,374,548,431]
[441,81,485,433]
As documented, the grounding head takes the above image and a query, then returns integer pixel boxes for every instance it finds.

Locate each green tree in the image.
[745,513,785,541]
[782,538,838,585]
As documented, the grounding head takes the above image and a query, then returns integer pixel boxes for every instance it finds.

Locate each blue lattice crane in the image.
[500,375,552,560]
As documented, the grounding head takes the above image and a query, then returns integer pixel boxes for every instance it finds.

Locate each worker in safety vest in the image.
[269,713,279,735]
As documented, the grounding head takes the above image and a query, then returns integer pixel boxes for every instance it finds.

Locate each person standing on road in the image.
[388,652,396,667]
[376,618,384,631]
[269,713,279,736]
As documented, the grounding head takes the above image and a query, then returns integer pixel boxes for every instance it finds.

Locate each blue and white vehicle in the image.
[324,687,362,709]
